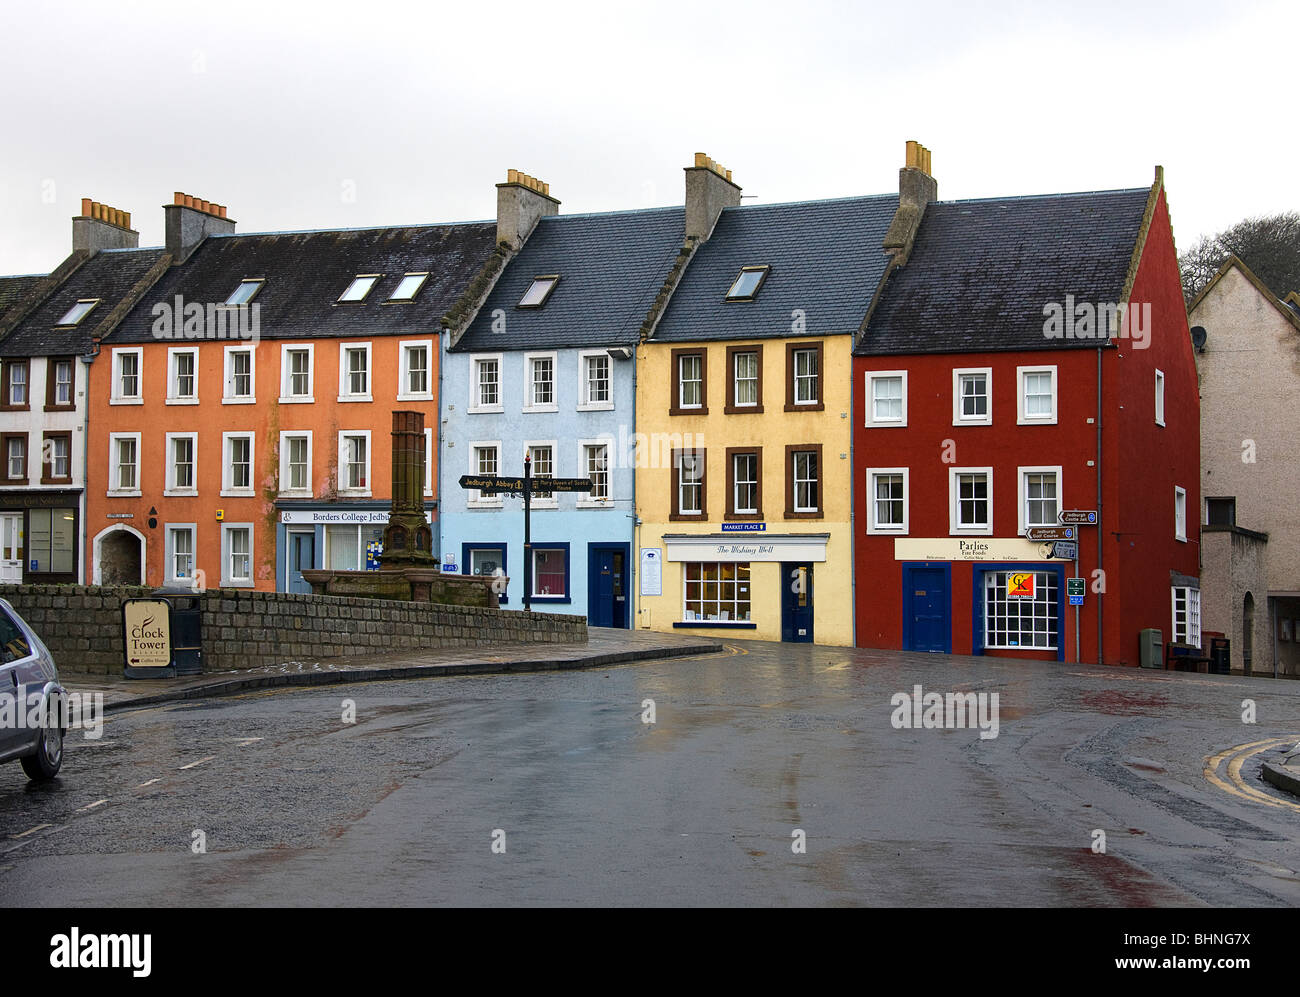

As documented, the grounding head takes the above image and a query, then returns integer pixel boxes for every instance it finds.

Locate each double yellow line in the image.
[1203,737,1300,812]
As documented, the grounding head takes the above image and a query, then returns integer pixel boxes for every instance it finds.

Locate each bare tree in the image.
[1180,212,1300,303]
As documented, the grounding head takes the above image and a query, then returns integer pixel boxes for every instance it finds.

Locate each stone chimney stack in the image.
[684,152,741,243]
[164,191,236,262]
[73,198,139,252]
[496,170,559,250]
[882,140,937,267]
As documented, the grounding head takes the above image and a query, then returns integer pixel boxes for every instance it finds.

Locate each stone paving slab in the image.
[1261,744,1300,799]
[60,628,724,713]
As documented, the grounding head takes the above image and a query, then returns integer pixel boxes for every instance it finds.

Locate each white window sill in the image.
[397,392,434,403]
[221,579,254,588]
[951,526,993,536]
[339,489,373,498]
[279,489,313,499]
[107,490,141,498]
[576,402,615,412]
[467,405,504,415]
[278,396,315,404]
[468,501,503,509]
[953,417,992,427]
[866,419,906,428]
[576,498,614,509]
[166,397,200,406]
[1017,416,1057,426]
[866,525,907,535]
[220,489,255,498]
[109,398,143,406]
[522,404,559,414]
[222,397,257,405]
[337,395,373,404]
[164,489,198,497]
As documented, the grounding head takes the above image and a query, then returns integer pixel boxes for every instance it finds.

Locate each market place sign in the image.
[893,538,1049,562]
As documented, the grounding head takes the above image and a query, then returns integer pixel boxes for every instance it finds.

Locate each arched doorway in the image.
[93,524,146,586]
[1243,592,1255,673]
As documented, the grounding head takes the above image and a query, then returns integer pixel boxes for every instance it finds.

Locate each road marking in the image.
[179,755,216,770]
[235,737,262,746]
[722,644,748,656]
[75,799,108,812]
[1203,737,1300,813]
[12,823,51,839]
[136,778,161,788]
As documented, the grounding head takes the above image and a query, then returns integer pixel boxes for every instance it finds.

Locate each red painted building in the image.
[853,169,1199,665]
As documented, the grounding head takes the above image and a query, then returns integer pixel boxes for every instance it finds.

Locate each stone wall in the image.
[0,584,586,675]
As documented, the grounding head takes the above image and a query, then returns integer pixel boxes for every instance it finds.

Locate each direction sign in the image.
[1025,526,1075,542]
[1059,510,1098,525]
[1067,577,1086,597]
[1051,540,1078,560]
[458,474,593,494]
[1069,595,1085,606]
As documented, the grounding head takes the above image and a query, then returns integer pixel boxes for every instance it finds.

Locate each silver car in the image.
[0,598,66,781]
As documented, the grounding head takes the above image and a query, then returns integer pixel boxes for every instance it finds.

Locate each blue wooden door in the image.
[908,566,949,652]
[587,545,628,628]
[781,563,814,643]
[287,531,315,594]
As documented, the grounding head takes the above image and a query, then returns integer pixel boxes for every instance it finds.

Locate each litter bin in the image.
[1139,628,1163,668]
[1207,633,1231,675]
[151,588,204,676]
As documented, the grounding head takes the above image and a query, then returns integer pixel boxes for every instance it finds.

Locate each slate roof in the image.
[650,195,899,343]
[0,274,44,323]
[0,249,167,358]
[453,206,685,352]
[107,222,499,344]
[856,188,1151,356]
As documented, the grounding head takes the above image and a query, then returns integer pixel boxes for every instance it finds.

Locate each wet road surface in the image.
[2,641,1298,906]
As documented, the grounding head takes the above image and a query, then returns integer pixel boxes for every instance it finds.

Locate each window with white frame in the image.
[1175,485,1187,541]
[792,348,820,405]
[1155,368,1165,426]
[791,449,820,515]
[524,352,557,412]
[733,350,759,407]
[398,340,432,400]
[1017,365,1058,424]
[579,352,612,410]
[222,433,254,495]
[527,442,557,508]
[678,354,703,409]
[469,442,501,506]
[223,345,255,403]
[166,525,196,585]
[4,436,25,481]
[580,442,610,503]
[338,343,371,401]
[469,355,503,413]
[326,524,384,571]
[108,433,140,495]
[1172,586,1201,645]
[985,571,1058,650]
[44,434,70,481]
[865,370,907,426]
[166,433,197,495]
[732,452,758,515]
[279,432,312,495]
[339,432,371,494]
[280,344,314,402]
[49,357,74,407]
[167,347,198,404]
[221,523,253,586]
[868,468,909,534]
[950,468,992,534]
[683,562,751,623]
[953,368,992,425]
[677,450,704,516]
[111,348,142,404]
[1019,467,1060,531]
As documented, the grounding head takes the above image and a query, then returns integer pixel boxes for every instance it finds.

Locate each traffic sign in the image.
[1067,577,1086,597]
[458,474,593,494]
[1051,540,1078,560]
[1069,595,1084,606]
[1026,526,1075,542]
[1059,510,1098,525]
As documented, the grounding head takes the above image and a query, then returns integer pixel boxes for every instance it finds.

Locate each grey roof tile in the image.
[453,207,686,352]
[856,188,1150,356]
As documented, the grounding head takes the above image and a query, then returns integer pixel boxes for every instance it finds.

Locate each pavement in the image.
[1261,741,1300,798]
[62,628,724,713]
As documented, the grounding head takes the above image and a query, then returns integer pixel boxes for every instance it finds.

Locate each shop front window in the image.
[984,570,1058,650]
[683,562,751,623]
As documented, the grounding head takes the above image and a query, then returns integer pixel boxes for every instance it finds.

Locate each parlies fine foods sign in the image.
[892,538,1047,562]
[121,599,173,670]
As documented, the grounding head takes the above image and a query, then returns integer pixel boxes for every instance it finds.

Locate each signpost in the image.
[121,598,174,679]
[1057,511,1098,664]
[1025,526,1075,542]
[1059,510,1098,526]
[1051,540,1078,561]
[458,457,592,613]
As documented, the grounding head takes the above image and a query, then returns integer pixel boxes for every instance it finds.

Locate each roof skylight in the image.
[518,275,560,308]
[388,273,429,302]
[339,275,381,303]
[225,279,264,306]
[726,266,770,301]
[55,299,100,327]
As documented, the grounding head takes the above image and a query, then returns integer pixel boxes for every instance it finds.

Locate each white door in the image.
[0,514,23,582]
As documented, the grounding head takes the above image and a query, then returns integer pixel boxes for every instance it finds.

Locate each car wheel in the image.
[21,723,63,781]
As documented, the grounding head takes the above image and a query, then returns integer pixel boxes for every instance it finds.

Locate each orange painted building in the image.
[84,196,499,591]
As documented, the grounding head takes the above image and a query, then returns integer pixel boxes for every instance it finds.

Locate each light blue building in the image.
[439,205,685,626]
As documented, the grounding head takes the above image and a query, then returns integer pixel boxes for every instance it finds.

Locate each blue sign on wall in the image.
[720,523,766,533]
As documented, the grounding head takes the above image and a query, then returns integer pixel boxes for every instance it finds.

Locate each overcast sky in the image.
[1,0,1293,276]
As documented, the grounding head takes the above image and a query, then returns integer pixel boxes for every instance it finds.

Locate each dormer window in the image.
[518,275,559,308]
[225,279,264,306]
[388,273,429,302]
[55,299,100,327]
[338,275,380,303]
[726,265,770,301]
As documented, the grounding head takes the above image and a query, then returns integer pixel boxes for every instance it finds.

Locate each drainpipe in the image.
[631,342,640,631]
[1096,344,1104,665]
[849,350,857,647]
[79,342,100,585]
[438,329,446,572]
